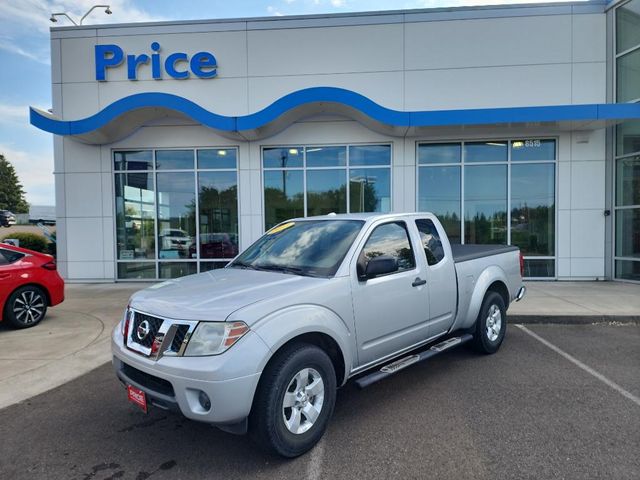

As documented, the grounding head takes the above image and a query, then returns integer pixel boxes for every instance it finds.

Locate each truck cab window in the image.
[415,219,445,266]
[358,222,415,276]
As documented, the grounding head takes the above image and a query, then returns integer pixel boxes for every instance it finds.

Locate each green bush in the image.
[1,232,49,253]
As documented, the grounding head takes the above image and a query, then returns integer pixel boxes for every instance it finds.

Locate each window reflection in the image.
[156,150,195,170]
[264,170,304,229]
[115,173,156,260]
[349,169,391,213]
[306,146,346,167]
[157,172,196,260]
[464,165,507,244]
[417,166,461,244]
[360,222,416,272]
[511,164,555,256]
[464,141,507,163]
[307,170,347,216]
[263,147,303,168]
[197,171,238,259]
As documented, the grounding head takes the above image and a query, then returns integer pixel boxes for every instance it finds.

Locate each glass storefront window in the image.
[417,166,461,243]
[198,171,238,259]
[264,170,304,228]
[306,169,347,216]
[115,173,156,260]
[157,172,196,260]
[306,146,346,167]
[511,139,556,161]
[159,262,198,279]
[114,148,239,280]
[464,141,508,163]
[117,262,156,280]
[464,165,507,244]
[155,150,195,170]
[616,0,640,54]
[511,164,555,256]
[417,139,556,277]
[616,119,640,156]
[417,143,461,164]
[349,145,391,166]
[263,144,392,230]
[616,209,640,258]
[616,155,640,206]
[263,147,303,168]
[197,149,237,169]
[615,259,640,281]
[349,168,391,214]
[114,150,153,171]
[617,48,640,103]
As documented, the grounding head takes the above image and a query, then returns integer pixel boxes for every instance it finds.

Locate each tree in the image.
[0,154,29,213]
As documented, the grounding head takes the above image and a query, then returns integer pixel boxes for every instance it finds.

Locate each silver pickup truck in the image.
[112,212,525,457]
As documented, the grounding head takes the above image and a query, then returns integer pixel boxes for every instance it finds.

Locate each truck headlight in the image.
[184,321,249,356]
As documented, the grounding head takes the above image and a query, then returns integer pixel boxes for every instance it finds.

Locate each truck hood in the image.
[129,267,324,322]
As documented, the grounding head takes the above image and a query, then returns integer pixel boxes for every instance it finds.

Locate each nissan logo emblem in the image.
[137,320,151,341]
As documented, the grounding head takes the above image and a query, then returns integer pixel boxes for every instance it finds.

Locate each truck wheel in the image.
[472,291,506,354]
[250,343,336,458]
[5,286,48,329]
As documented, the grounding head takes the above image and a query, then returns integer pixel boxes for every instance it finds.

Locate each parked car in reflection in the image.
[159,228,193,256]
[190,232,239,259]
[0,210,16,228]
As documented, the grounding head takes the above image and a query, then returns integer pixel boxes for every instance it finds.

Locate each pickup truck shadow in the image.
[0,347,483,479]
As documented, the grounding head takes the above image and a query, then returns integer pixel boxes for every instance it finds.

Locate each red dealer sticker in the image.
[127,385,147,413]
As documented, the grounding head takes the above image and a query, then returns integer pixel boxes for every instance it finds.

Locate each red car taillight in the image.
[519,252,525,278]
[42,260,57,270]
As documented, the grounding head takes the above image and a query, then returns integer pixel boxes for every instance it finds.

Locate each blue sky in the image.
[0,0,571,206]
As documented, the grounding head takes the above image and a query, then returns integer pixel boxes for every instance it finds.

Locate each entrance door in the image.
[350,220,430,367]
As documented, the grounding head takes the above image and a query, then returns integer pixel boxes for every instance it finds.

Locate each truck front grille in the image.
[131,312,163,348]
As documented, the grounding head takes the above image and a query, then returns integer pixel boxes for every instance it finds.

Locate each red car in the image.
[0,243,64,329]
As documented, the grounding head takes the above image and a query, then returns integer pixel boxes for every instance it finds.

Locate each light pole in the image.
[50,5,112,26]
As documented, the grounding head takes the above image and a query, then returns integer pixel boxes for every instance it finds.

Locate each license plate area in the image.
[127,384,148,413]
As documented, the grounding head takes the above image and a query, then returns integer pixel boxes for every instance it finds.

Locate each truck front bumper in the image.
[111,328,270,428]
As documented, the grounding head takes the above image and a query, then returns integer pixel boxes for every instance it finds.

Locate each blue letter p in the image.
[95,44,124,81]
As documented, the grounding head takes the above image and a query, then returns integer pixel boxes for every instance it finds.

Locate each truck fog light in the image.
[198,391,211,411]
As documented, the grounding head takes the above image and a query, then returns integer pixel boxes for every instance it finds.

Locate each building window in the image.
[615,0,640,281]
[114,148,238,280]
[417,139,556,278]
[262,145,391,230]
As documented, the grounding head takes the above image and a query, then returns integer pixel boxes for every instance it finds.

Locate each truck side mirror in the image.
[364,255,398,279]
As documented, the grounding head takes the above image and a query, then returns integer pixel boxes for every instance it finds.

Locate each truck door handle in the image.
[412,277,426,287]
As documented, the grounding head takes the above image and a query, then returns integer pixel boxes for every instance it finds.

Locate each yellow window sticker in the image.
[267,222,295,235]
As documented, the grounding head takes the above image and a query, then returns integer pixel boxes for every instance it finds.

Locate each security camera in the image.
[105,7,112,14]
[50,15,57,22]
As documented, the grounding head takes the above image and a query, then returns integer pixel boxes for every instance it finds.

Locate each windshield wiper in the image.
[252,264,320,277]
[228,261,259,270]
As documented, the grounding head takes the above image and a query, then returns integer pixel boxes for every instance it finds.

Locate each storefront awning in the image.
[30,87,640,144]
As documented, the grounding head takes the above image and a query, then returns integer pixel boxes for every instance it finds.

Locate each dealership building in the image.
[31,0,640,282]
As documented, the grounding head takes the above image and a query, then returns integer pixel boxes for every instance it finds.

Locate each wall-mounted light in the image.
[50,5,112,25]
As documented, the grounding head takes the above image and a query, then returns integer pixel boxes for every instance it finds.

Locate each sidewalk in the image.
[0,280,638,410]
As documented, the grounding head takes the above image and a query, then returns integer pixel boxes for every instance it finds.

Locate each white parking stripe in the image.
[516,324,640,408]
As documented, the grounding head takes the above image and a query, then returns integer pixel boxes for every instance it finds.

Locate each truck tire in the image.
[472,291,506,354]
[4,285,48,329]
[250,343,336,458]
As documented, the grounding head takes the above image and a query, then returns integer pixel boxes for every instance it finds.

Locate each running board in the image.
[354,334,473,389]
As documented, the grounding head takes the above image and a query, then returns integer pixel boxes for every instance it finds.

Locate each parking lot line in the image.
[516,324,640,407]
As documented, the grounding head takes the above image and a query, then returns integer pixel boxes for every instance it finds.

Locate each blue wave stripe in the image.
[29,87,640,136]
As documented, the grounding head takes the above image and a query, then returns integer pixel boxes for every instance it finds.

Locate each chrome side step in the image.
[355,333,473,389]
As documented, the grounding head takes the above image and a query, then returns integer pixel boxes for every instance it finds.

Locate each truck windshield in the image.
[229,219,364,277]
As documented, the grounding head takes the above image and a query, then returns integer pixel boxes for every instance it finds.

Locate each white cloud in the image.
[267,5,285,16]
[0,104,30,124]
[0,143,54,206]
[330,0,346,6]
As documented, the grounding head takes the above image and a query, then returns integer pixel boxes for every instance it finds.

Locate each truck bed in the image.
[451,244,519,263]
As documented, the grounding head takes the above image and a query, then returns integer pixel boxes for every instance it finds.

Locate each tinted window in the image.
[360,222,415,275]
[415,219,445,266]
[0,249,24,264]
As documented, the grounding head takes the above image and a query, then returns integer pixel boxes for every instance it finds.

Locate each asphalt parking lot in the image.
[0,323,638,480]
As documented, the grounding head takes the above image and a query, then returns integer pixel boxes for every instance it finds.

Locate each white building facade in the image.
[31,0,640,282]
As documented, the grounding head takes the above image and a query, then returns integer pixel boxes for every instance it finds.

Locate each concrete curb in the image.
[511,315,640,325]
